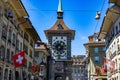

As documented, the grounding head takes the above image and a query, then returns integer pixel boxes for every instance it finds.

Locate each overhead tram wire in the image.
[38,10,98,12]
[13,8,106,12]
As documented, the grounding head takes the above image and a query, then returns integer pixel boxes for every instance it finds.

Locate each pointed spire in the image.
[57,0,63,19]
[57,0,63,12]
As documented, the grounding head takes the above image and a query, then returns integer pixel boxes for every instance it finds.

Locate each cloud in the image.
[81,36,88,41]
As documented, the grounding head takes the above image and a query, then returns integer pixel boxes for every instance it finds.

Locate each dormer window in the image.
[57,24,63,29]
[94,36,98,42]
[8,9,13,18]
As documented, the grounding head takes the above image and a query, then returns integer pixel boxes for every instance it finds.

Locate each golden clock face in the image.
[52,41,66,55]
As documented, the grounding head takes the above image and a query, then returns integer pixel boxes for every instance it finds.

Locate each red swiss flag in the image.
[13,51,25,68]
[104,57,115,72]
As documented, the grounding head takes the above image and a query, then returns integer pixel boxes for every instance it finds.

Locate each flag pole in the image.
[14,67,16,80]
[20,66,23,80]
[20,51,25,80]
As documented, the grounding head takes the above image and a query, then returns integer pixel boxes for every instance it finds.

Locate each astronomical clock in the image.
[52,36,67,59]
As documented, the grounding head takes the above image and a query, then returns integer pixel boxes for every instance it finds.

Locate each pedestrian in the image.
[31,74,34,80]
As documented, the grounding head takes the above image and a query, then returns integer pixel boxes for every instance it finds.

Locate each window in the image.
[57,24,63,29]
[94,37,98,42]
[94,56,99,62]
[8,28,12,42]
[6,49,10,61]
[12,33,16,46]
[29,62,32,68]
[20,42,22,51]
[23,44,28,54]
[2,25,7,39]
[16,40,19,50]
[34,44,38,48]
[0,46,5,60]
[94,47,98,53]
[11,51,14,64]
[74,68,77,73]
[117,44,120,50]
[116,26,118,34]
[24,33,29,42]
[78,68,80,73]
[112,29,114,36]
[119,22,120,32]
[102,47,106,52]
[30,39,33,47]
[9,70,12,80]
[29,50,32,58]
[8,9,13,18]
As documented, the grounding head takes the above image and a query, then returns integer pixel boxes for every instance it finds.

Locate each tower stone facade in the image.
[44,0,75,80]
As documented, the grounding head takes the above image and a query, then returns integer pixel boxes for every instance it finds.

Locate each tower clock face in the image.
[52,36,67,59]
[52,41,66,54]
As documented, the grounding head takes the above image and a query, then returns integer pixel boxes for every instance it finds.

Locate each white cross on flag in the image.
[13,51,25,68]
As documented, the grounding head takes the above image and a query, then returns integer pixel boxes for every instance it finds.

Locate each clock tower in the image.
[44,0,75,80]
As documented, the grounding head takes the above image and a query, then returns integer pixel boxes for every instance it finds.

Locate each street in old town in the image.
[0,0,120,80]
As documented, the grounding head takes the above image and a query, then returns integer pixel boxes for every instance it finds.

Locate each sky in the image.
[22,0,109,56]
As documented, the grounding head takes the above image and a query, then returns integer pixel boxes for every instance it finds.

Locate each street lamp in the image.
[18,16,29,26]
[39,60,46,79]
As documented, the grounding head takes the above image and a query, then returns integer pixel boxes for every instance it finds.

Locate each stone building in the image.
[34,41,50,80]
[72,55,88,80]
[84,33,107,80]
[0,0,41,80]
[99,0,120,80]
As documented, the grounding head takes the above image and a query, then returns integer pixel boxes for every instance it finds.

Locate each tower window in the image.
[57,24,63,29]
[102,47,106,51]
[94,47,98,53]
[94,56,99,62]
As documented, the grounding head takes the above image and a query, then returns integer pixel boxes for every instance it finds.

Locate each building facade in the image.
[72,55,88,80]
[0,0,41,80]
[84,33,107,80]
[44,0,75,80]
[34,41,50,80]
[99,1,120,80]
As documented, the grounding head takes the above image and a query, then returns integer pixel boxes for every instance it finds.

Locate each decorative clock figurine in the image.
[52,40,66,55]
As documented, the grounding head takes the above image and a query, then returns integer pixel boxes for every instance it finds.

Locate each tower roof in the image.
[44,19,75,40]
[57,0,63,19]
[48,20,70,30]
[44,0,75,40]
[57,0,63,12]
